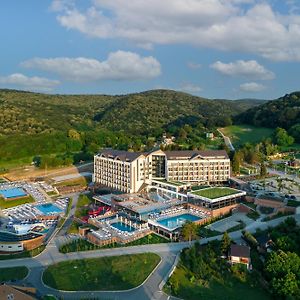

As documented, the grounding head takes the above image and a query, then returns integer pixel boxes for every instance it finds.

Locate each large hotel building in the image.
[94,149,231,193]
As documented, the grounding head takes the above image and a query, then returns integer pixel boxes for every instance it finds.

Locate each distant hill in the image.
[0,88,264,136]
[215,98,268,112]
[93,90,269,135]
[0,88,272,167]
[236,92,300,130]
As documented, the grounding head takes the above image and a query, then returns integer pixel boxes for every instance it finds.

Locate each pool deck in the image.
[149,209,207,232]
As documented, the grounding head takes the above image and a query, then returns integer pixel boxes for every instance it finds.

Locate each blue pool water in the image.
[36,203,63,215]
[0,188,27,199]
[111,222,136,232]
[157,213,201,230]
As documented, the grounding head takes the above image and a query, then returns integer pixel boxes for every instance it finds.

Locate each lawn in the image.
[55,176,91,188]
[66,220,97,234]
[59,234,169,253]
[220,125,274,146]
[287,200,300,207]
[67,220,81,234]
[74,194,93,218]
[0,266,28,282]
[0,195,35,209]
[43,253,160,291]
[192,187,239,199]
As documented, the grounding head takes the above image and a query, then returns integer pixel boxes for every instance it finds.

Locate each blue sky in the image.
[0,0,300,99]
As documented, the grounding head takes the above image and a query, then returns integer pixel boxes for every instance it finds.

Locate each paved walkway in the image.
[217,128,235,151]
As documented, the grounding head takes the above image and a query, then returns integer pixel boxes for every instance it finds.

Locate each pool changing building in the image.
[94,149,230,193]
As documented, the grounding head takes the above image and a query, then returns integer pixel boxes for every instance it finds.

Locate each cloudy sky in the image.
[1,0,300,99]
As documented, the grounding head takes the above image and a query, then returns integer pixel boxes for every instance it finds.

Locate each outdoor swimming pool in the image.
[36,203,63,215]
[111,222,136,232]
[0,188,27,199]
[157,213,201,230]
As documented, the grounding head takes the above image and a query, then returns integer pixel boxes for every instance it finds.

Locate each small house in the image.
[229,244,251,270]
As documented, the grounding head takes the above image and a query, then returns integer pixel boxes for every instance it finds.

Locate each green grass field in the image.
[0,195,35,209]
[220,125,274,146]
[192,187,239,199]
[43,253,160,291]
[0,266,29,282]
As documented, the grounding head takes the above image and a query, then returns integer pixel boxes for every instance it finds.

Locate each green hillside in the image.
[0,89,265,169]
[236,91,300,143]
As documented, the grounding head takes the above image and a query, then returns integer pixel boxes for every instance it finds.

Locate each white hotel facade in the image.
[94,149,231,193]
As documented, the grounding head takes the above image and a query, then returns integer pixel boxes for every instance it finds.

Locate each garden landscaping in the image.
[59,233,169,253]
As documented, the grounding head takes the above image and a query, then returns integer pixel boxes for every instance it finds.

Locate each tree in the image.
[273,127,294,147]
[221,232,231,255]
[68,129,81,140]
[181,221,198,244]
[260,162,267,178]
[232,152,241,174]
[271,272,299,297]
[289,124,300,143]
[265,250,300,297]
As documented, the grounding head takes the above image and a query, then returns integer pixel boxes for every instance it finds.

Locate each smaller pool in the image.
[0,188,27,199]
[36,203,63,215]
[111,222,136,232]
[157,213,201,230]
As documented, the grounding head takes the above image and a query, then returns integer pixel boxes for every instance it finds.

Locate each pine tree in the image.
[260,162,267,178]
[232,152,240,175]
[221,231,231,255]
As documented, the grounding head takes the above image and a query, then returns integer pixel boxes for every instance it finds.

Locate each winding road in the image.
[217,128,235,151]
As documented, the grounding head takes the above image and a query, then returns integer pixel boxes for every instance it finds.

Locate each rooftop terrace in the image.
[190,187,241,199]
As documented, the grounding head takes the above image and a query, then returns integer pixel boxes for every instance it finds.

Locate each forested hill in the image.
[0,89,264,136]
[0,88,265,167]
[94,90,254,134]
[236,91,300,130]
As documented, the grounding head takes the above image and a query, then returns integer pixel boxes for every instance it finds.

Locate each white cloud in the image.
[239,82,266,92]
[180,83,203,94]
[187,62,202,70]
[211,60,275,80]
[0,73,60,91]
[49,0,74,12]
[22,51,161,82]
[52,0,300,61]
